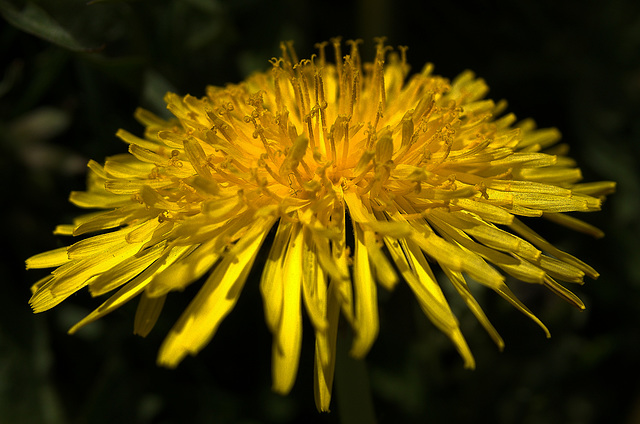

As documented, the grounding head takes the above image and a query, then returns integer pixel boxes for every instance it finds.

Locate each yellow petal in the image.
[374,133,393,163]
[426,212,545,283]
[509,191,599,213]
[390,236,474,368]
[104,177,176,195]
[26,247,70,269]
[71,206,146,236]
[134,107,170,128]
[489,152,557,168]
[157,130,194,149]
[157,216,276,368]
[510,218,599,279]
[54,224,75,236]
[30,237,148,313]
[68,244,193,333]
[344,190,411,237]
[147,238,222,297]
[66,225,134,260]
[493,283,551,338]
[538,255,585,284]
[311,231,351,282]
[513,167,582,184]
[183,138,213,179]
[571,181,616,197]
[313,279,341,412]
[450,198,514,225]
[444,268,504,350]
[301,228,328,332]
[543,212,604,238]
[321,200,354,325]
[260,219,292,332]
[30,275,54,295]
[201,195,245,221]
[116,128,163,152]
[89,242,167,296]
[442,211,522,253]
[104,154,156,178]
[363,230,398,290]
[543,276,585,309]
[69,191,131,209]
[518,127,562,150]
[134,292,166,337]
[279,135,308,175]
[272,223,304,394]
[426,218,550,336]
[349,224,379,359]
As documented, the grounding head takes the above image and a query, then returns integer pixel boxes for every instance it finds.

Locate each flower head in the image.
[27,38,614,411]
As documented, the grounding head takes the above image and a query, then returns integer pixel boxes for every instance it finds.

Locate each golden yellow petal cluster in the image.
[27,38,615,411]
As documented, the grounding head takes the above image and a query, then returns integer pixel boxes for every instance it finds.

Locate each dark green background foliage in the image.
[2,0,639,423]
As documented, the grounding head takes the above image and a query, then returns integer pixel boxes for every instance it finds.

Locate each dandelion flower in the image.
[27,38,615,411]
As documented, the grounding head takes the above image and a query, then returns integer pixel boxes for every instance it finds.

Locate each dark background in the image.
[1,0,639,423]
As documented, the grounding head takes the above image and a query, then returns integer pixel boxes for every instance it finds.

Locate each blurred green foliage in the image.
[2,0,640,423]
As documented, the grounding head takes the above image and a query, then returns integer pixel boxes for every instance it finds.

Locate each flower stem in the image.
[335,329,377,424]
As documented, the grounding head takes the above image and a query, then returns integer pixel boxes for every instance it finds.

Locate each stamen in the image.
[351,69,360,118]
[340,55,352,116]
[260,154,287,185]
[341,118,350,166]
[290,75,308,122]
[279,42,290,66]
[244,115,275,161]
[328,128,337,163]
[314,41,328,67]
[351,153,375,186]
[291,169,306,189]
[297,61,312,117]
[372,38,390,112]
[305,114,316,150]
[287,173,299,197]
[208,113,237,142]
[398,45,410,77]
[346,39,363,78]
[330,115,348,165]
[275,109,290,140]
[271,65,284,114]
[285,40,299,65]
[313,70,329,155]
[379,63,386,110]
[331,36,343,86]
[280,41,294,67]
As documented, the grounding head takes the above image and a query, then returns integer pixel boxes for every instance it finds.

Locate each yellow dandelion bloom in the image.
[27,38,614,411]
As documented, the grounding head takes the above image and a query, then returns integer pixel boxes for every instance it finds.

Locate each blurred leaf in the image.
[0,0,103,52]
[83,54,147,94]
[182,0,221,14]
[11,47,69,116]
[86,0,134,4]
[142,69,177,117]
[0,59,22,99]
[186,22,224,52]
[8,106,71,143]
